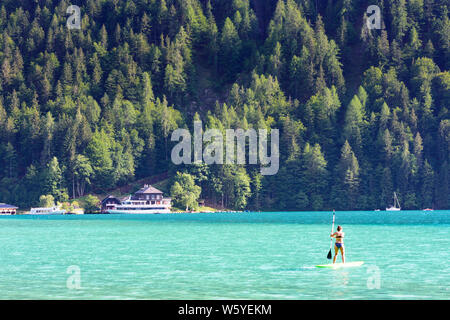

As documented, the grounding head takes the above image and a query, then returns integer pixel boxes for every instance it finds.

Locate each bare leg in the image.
[340,246,345,263]
[333,245,338,263]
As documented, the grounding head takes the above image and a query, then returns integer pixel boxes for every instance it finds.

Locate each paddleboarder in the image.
[330,225,345,264]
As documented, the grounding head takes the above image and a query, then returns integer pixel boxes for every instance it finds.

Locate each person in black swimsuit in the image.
[330,225,345,264]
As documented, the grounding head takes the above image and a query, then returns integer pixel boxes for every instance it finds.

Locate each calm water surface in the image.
[0,211,449,299]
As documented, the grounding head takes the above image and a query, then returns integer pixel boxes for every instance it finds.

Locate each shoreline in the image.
[5,209,449,217]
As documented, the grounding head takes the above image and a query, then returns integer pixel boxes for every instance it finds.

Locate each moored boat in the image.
[386,192,401,211]
[107,198,171,214]
[0,203,18,215]
[28,207,66,215]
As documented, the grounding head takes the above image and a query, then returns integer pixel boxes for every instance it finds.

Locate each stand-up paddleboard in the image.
[316,261,364,269]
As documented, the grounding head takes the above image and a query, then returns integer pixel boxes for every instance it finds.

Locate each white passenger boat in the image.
[28,207,66,215]
[107,199,171,214]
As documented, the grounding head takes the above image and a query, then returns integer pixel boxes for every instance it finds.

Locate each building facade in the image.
[101,196,122,213]
[101,185,171,214]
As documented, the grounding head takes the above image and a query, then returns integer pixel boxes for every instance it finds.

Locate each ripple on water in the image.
[0,211,449,299]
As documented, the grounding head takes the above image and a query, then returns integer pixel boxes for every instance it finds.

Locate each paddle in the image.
[327,210,336,259]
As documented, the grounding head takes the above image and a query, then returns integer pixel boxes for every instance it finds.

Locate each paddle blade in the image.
[327,249,332,259]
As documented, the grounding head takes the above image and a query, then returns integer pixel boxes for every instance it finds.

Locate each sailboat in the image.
[386,192,401,211]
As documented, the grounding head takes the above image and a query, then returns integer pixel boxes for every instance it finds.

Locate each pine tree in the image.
[301,143,328,210]
[41,112,55,166]
[332,141,360,209]
[420,159,434,208]
[3,142,17,178]
[343,95,364,154]
[86,129,114,191]
[219,17,241,81]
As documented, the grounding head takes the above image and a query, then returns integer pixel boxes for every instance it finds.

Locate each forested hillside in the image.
[0,0,448,211]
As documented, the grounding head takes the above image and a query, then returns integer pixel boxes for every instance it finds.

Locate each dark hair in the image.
[337,225,342,231]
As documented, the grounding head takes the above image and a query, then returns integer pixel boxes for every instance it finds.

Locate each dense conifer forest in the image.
[0,0,448,211]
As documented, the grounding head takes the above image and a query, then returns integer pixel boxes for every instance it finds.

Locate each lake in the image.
[0,211,448,299]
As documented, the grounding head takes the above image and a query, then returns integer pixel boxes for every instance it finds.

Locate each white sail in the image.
[386,192,401,211]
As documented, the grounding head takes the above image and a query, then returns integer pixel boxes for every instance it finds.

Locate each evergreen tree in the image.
[0,0,447,211]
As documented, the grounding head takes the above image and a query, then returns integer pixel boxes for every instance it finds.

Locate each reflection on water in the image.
[335,271,350,286]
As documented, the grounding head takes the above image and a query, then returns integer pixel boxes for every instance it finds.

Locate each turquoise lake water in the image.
[0,211,449,300]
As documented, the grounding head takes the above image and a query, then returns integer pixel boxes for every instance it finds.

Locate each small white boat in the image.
[386,207,400,211]
[28,207,66,215]
[386,192,401,211]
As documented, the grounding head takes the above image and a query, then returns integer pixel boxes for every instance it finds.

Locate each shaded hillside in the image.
[0,0,448,211]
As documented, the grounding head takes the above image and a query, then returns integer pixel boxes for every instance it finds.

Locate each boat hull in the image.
[26,211,66,215]
[107,209,171,214]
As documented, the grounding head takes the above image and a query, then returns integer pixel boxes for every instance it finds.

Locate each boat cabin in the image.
[0,203,18,215]
[29,207,66,215]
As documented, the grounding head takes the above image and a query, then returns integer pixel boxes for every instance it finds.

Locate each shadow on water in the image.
[276,267,317,272]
